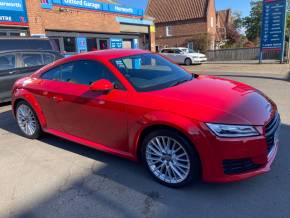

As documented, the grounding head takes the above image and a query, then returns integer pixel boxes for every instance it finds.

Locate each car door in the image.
[167,49,180,63]
[160,49,169,57]
[46,60,129,152]
[0,52,21,102]
[173,49,185,64]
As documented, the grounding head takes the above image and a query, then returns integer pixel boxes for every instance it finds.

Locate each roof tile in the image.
[147,0,208,23]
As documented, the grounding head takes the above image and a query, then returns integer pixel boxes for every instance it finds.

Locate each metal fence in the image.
[206,47,281,62]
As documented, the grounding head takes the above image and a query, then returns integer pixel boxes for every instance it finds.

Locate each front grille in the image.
[265,113,281,153]
[223,159,262,175]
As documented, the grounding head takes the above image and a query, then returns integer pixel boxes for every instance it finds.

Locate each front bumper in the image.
[193,115,280,183]
[203,141,278,183]
[192,57,207,63]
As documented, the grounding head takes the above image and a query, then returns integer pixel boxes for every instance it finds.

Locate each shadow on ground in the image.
[1,108,290,218]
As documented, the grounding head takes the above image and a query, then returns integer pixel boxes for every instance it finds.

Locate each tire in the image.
[141,129,200,188]
[15,100,42,139]
[184,58,192,66]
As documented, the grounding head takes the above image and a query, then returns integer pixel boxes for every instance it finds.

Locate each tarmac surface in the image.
[0,63,289,218]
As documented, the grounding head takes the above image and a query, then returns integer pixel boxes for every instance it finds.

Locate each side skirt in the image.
[43,128,137,161]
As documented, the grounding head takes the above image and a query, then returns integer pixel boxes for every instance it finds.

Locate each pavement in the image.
[0,64,290,218]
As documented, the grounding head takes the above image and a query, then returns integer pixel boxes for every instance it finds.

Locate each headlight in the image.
[206,123,259,138]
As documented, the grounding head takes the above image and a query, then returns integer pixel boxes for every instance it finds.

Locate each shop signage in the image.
[260,0,287,62]
[110,38,123,49]
[41,0,144,16]
[76,37,88,53]
[0,0,28,25]
[132,39,139,49]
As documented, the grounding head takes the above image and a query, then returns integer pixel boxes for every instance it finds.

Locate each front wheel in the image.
[141,129,200,188]
[16,101,42,139]
[184,58,192,66]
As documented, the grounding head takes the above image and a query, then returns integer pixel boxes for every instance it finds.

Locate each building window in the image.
[87,38,98,51]
[99,39,109,50]
[188,42,194,50]
[166,26,173,37]
[63,37,76,53]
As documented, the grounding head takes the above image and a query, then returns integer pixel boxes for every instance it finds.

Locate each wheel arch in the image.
[135,123,202,167]
[13,94,47,129]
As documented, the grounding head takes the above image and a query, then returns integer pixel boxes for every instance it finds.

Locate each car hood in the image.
[141,75,276,125]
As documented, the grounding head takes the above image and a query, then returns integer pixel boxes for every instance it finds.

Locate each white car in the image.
[160,47,207,65]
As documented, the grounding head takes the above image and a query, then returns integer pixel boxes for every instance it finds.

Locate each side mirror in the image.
[90,79,114,93]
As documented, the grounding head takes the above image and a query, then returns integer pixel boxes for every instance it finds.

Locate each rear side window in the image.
[40,60,124,89]
[0,54,16,70]
[41,66,61,80]
[22,54,43,67]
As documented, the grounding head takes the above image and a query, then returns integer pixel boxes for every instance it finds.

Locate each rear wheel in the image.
[141,129,200,188]
[184,58,192,66]
[16,101,42,139]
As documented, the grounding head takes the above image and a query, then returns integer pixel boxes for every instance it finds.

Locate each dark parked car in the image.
[0,38,60,51]
[0,50,63,103]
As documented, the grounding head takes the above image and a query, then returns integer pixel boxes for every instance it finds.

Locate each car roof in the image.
[0,37,50,40]
[32,49,151,77]
[0,50,61,55]
[161,47,187,50]
[66,49,150,60]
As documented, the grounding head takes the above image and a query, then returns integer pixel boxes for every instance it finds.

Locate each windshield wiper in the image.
[169,74,194,88]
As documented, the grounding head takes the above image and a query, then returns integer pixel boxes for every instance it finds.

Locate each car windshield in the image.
[111,53,193,92]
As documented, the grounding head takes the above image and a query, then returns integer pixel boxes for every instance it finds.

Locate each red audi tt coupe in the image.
[12,49,280,187]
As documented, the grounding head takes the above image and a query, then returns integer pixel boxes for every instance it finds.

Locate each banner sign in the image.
[0,0,28,25]
[110,38,123,49]
[41,0,144,16]
[260,0,287,62]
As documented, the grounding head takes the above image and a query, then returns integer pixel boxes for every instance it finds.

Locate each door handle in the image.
[52,96,63,103]
[8,71,17,75]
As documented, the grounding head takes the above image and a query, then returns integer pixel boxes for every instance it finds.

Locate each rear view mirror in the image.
[90,79,114,93]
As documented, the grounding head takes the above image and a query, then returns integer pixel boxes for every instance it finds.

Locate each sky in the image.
[117,0,252,17]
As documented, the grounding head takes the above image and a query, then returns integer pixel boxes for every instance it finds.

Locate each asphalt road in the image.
[0,69,289,218]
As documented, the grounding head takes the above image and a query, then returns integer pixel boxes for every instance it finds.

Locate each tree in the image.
[232,11,244,33]
[243,0,263,44]
[220,11,242,48]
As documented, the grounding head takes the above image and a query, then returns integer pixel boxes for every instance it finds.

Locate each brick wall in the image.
[25,0,155,51]
[152,0,217,50]
[155,20,209,51]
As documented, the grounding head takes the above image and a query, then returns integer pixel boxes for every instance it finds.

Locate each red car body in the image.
[12,49,279,183]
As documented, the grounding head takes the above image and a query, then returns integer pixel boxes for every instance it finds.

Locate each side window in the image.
[22,53,43,67]
[43,54,55,65]
[41,66,61,80]
[174,49,182,54]
[161,49,167,53]
[67,61,124,88]
[0,54,16,70]
[41,60,124,90]
[61,61,101,85]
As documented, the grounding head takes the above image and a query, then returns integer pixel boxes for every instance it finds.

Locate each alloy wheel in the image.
[16,104,37,136]
[145,136,191,184]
